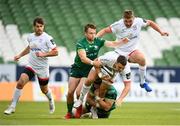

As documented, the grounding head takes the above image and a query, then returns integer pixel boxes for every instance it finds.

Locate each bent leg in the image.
[128,50,146,84]
[129,50,152,92]
[79,68,98,102]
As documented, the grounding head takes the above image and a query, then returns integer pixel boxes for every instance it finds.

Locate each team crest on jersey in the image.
[121,29,126,33]
[133,25,137,30]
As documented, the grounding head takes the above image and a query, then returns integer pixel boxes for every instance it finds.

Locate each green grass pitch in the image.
[0,101,180,125]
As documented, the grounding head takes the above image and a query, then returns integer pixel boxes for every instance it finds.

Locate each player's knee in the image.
[76,92,80,98]
[16,79,26,89]
[138,58,146,66]
[67,90,75,97]
[85,79,93,86]
[41,89,48,94]
[16,83,24,89]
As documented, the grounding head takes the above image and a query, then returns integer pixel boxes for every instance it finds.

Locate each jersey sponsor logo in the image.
[127,33,138,40]
[100,59,110,62]
[31,48,41,51]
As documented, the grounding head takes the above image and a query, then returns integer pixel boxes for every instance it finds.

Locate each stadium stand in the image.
[0,0,179,66]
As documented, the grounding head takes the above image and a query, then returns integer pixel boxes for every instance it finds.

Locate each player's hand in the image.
[161,31,169,36]
[36,52,45,57]
[93,60,102,68]
[121,37,129,44]
[14,55,21,61]
[115,99,123,107]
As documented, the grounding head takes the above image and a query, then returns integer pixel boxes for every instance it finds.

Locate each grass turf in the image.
[0,101,180,125]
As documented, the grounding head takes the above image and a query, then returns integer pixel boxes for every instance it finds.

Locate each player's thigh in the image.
[17,73,30,88]
[68,77,81,94]
[128,50,146,65]
[85,68,98,85]
[17,68,35,88]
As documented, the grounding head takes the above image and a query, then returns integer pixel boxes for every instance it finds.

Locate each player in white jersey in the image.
[73,54,130,118]
[4,17,58,115]
[96,10,169,92]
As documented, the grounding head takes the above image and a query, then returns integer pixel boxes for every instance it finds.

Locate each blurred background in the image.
[0,0,180,102]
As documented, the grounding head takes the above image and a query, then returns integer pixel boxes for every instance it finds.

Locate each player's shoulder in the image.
[27,33,35,42]
[134,17,145,23]
[111,19,123,27]
[94,37,105,42]
[27,33,35,38]
[42,32,53,40]
[76,37,86,44]
[76,37,86,47]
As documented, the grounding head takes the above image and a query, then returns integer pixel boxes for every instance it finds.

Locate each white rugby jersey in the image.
[98,51,131,82]
[110,17,147,53]
[98,54,117,78]
[27,32,56,69]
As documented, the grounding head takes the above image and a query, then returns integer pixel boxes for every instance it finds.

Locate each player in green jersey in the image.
[80,78,117,119]
[65,23,128,119]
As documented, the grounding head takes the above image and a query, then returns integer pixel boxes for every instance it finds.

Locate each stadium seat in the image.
[0,0,179,66]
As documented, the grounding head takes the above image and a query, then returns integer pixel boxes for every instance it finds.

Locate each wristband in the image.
[90,61,94,65]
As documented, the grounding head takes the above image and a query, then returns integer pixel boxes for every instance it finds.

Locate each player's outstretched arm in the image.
[14,46,30,61]
[78,50,102,67]
[96,26,112,37]
[147,20,169,36]
[104,37,129,48]
[36,47,58,57]
[115,81,131,107]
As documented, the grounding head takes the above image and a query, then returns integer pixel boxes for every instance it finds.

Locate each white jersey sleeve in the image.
[110,20,122,35]
[46,35,56,50]
[136,17,148,27]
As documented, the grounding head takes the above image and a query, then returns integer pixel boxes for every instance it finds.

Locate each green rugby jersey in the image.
[89,84,117,113]
[73,37,105,69]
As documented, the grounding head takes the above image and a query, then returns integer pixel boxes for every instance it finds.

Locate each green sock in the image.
[67,102,74,113]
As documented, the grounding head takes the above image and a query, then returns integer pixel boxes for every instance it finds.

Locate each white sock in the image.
[139,65,146,85]
[11,88,22,108]
[45,89,53,101]
[79,84,91,102]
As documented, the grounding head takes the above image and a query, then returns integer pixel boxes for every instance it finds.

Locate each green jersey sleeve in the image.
[105,86,117,100]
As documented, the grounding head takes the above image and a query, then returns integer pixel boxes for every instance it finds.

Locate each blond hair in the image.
[123,10,134,19]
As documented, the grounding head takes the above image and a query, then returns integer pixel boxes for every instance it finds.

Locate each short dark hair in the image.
[33,17,44,26]
[84,23,96,32]
[123,10,134,19]
[116,55,127,66]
